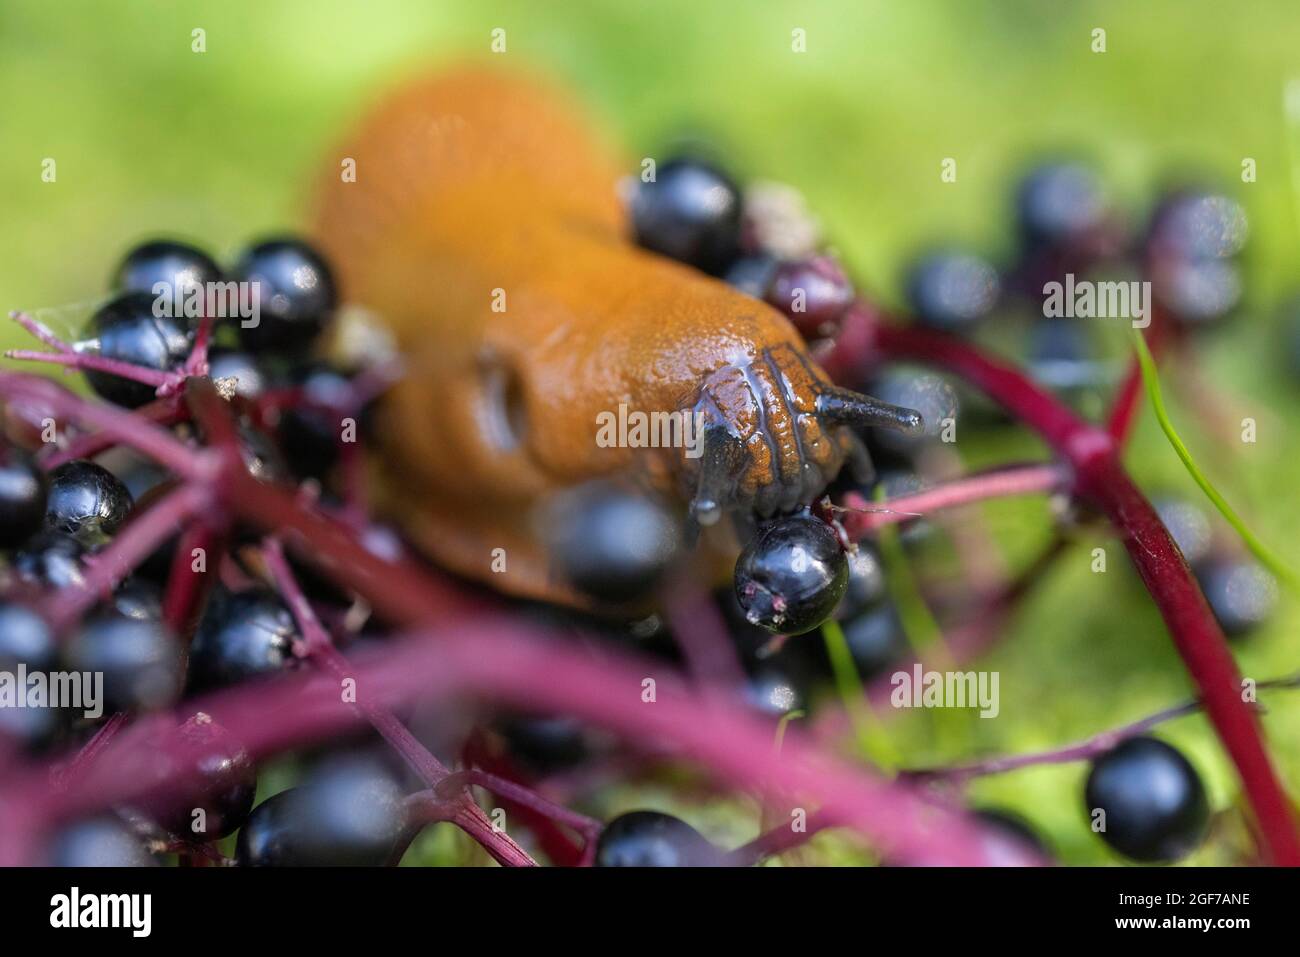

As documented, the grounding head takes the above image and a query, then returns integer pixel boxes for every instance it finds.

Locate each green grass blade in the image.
[1132,330,1299,589]
[820,620,899,770]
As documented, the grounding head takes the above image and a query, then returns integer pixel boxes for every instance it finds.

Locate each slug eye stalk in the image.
[817,386,926,435]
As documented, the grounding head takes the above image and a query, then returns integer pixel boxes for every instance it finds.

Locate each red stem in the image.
[0,620,1044,866]
[262,537,537,866]
[836,463,1064,538]
[829,309,1300,865]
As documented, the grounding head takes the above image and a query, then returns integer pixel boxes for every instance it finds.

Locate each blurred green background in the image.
[3,0,1300,864]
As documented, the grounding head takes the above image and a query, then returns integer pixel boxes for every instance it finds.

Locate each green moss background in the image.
[3,0,1299,864]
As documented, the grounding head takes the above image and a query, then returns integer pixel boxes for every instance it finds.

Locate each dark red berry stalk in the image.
[825,306,1300,865]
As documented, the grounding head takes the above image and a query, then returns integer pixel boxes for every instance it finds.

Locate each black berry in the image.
[46,815,158,867]
[1196,556,1277,638]
[744,665,805,717]
[113,239,221,303]
[734,514,848,635]
[110,577,164,621]
[0,603,62,749]
[44,459,133,546]
[232,238,337,355]
[1146,190,1247,327]
[498,714,591,774]
[64,612,183,713]
[544,482,682,604]
[236,757,404,866]
[0,445,47,549]
[594,810,720,867]
[189,589,299,691]
[973,807,1052,861]
[723,253,779,299]
[206,348,268,399]
[630,158,742,275]
[83,291,193,407]
[867,368,958,454]
[275,363,355,480]
[905,250,1000,333]
[841,602,910,680]
[1016,162,1105,252]
[1026,318,1103,394]
[1084,736,1209,863]
[10,530,88,590]
[143,714,257,841]
[835,544,888,621]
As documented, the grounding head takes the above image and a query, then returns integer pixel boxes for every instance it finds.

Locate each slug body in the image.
[313,68,918,602]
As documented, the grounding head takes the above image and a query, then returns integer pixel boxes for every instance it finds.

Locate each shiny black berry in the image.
[744,665,805,717]
[1016,162,1105,251]
[144,714,257,841]
[276,364,355,480]
[1147,189,1248,262]
[498,714,591,774]
[64,612,183,713]
[867,368,958,454]
[113,239,221,303]
[232,238,337,355]
[189,589,299,691]
[1196,556,1277,638]
[835,545,888,621]
[1084,736,1209,863]
[0,603,62,749]
[0,445,47,549]
[1146,190,1247,326]
[842,602,910,680]
[46,815,158,867]
[724,254,779,299]
[236,423,290,484]
[44,459,133,546]
[236,757,404,866]
[1026,318,1103,394]
[973,807,1052,861]
[10,530,88,590]
[734,514,848,635]
[905,250,1000,333]
[594,810,720,867]
[110,578,164,621]
[206,348,268,399]
[544,483,682,604]
[83,292,193,407]
[630,158,742,275]
[0,602,55,670]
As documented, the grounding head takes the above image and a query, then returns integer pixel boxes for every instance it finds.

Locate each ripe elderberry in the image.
[0,444,47,549]
[1084,736,1209,863]
[630,158,743,275]
[594,810,721,867]
[734,513,848,635]
[44,459,133,546]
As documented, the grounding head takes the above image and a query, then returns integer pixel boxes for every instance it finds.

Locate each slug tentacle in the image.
[687,343,922,522]
[817,386,926,435]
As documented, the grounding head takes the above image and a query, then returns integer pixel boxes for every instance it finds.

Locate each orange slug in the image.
[311,67,921,603]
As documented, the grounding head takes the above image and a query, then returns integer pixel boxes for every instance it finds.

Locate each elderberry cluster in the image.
[0,235,412,865]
